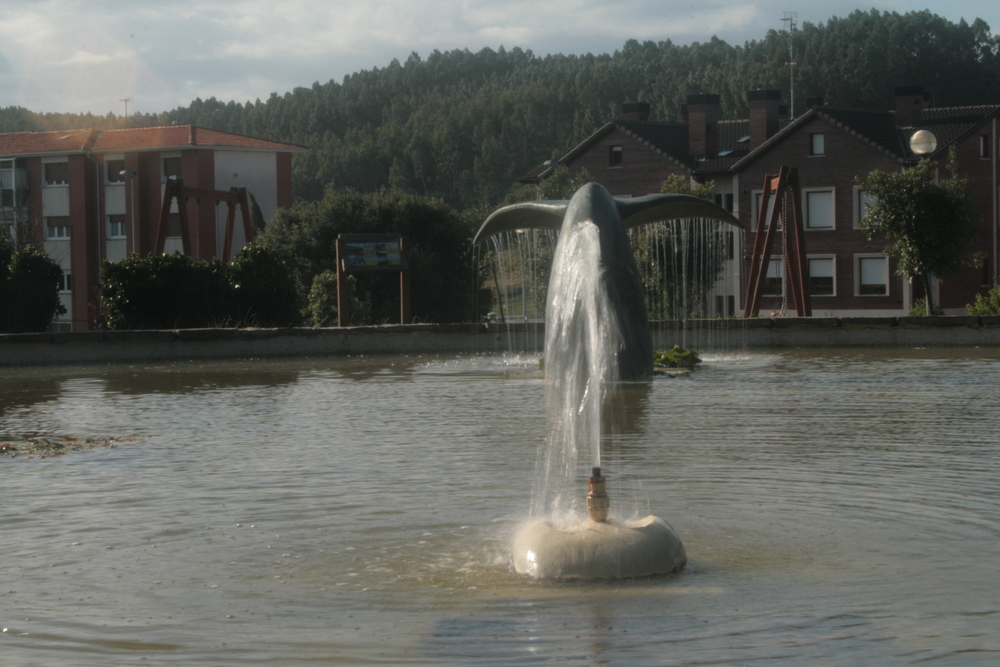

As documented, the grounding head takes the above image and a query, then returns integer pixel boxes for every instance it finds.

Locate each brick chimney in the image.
[894,85,927,127]
[805,96,825,109]
[687,93,720,158]
[748,90,781,150]
[621,102,651,122]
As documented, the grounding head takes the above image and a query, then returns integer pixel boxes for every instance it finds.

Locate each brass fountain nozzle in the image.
[586,466,610,522]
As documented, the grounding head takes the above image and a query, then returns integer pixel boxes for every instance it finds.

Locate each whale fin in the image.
[618,194,742,230]
[472,201,568,244]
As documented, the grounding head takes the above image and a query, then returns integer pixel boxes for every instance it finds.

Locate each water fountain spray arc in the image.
[475,183,741,578]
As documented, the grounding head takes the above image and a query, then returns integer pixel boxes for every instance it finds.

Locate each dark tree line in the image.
[3,10,999,213]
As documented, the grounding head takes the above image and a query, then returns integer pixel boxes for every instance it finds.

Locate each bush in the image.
[100,253,232,329]
[229,243,301,327]
[306,271,373,326]
[967,286,1000,316]
[306,270,339,326]
[1,239,66,333]
[910,297,944,317]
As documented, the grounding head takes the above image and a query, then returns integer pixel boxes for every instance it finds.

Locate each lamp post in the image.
[120,170,138,255]
[906,131,938,315]
[909,129,937,156]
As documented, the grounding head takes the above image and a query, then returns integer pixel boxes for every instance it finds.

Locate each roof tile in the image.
[0,125,307,158]
[0,129,95,157]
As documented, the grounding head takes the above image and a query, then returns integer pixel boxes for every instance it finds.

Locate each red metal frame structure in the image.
[743,166,812,317]
[154,178,253,262]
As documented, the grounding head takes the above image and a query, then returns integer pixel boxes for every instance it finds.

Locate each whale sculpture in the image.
[474,182,741,380]
[476,182,741,578]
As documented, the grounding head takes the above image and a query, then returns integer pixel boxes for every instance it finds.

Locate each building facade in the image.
[529,88,1000,317]
[0,126,307,330]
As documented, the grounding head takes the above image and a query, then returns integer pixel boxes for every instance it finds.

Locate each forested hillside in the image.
[3,10,999,211]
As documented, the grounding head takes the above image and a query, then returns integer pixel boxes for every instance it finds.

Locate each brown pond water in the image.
[2,349,998,665]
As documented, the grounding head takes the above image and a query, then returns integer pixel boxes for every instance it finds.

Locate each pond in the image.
[2,349,998,665]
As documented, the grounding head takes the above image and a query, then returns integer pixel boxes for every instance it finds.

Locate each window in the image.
[57,272,73,293]
[752,190,781,230]
[805,189,835,229]
[857,255,888,296]
[762,259,783,296]
[163,157,182,181]
[108,214,126,239]
[809,133,825,156]
[1,159,25,207]
[44,162,69,186]
[808,256,835,296]
[1,210,14,243]
[980,135,990,158]
[0,160,13,189]
[106,159,125,183]
[608,145,622,167]
[714,193,735,212]
[46,216,71,239]
[854,187,873,228]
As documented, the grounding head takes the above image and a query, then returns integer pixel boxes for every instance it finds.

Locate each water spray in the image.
[586,467,609,522]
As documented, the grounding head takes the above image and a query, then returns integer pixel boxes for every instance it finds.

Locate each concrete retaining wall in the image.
[3,316,1000,366]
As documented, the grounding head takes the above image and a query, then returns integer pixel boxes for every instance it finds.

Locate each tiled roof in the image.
[0,129,96,157]
[903,105,1000,160]
[520,101,1000,185]
[93,125,308,152]
[615,119,693,169]
[0,125,307,157]
[816,108,905,160]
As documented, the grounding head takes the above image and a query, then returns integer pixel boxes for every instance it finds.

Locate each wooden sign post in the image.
[335,234,410,326]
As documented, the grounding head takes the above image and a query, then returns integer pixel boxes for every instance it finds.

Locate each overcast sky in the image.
[1,1,997,117]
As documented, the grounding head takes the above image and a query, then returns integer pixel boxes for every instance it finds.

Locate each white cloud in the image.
[0,0,997,114]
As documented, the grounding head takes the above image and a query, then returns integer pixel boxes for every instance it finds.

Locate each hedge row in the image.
[98,243,300,329]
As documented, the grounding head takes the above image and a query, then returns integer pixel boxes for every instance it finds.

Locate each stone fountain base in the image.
[512,514,686,579]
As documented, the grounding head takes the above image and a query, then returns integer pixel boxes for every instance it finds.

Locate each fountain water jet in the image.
[476,183,741,578]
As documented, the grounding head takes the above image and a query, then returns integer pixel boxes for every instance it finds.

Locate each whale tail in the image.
[472,188,742,244]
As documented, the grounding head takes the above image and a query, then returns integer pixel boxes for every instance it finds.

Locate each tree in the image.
[260,188,477,324]
[859,151,981,315]
[1,239,66,333]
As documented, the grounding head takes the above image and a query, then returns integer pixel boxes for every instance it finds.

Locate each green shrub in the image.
[2,240,66,333]
[306,271,372,326]
[229,243,301,327]
[653,345,702,369]
[909,297,944,316]
[100,253,232,329]
[306,270,340,326]
[967,285,1000,316]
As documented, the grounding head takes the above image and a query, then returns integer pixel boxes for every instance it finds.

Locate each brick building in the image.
[527,87,1000,316]
[0,126,307,330]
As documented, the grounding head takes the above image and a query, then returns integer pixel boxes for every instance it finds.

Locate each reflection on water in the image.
[2,349,999,665]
